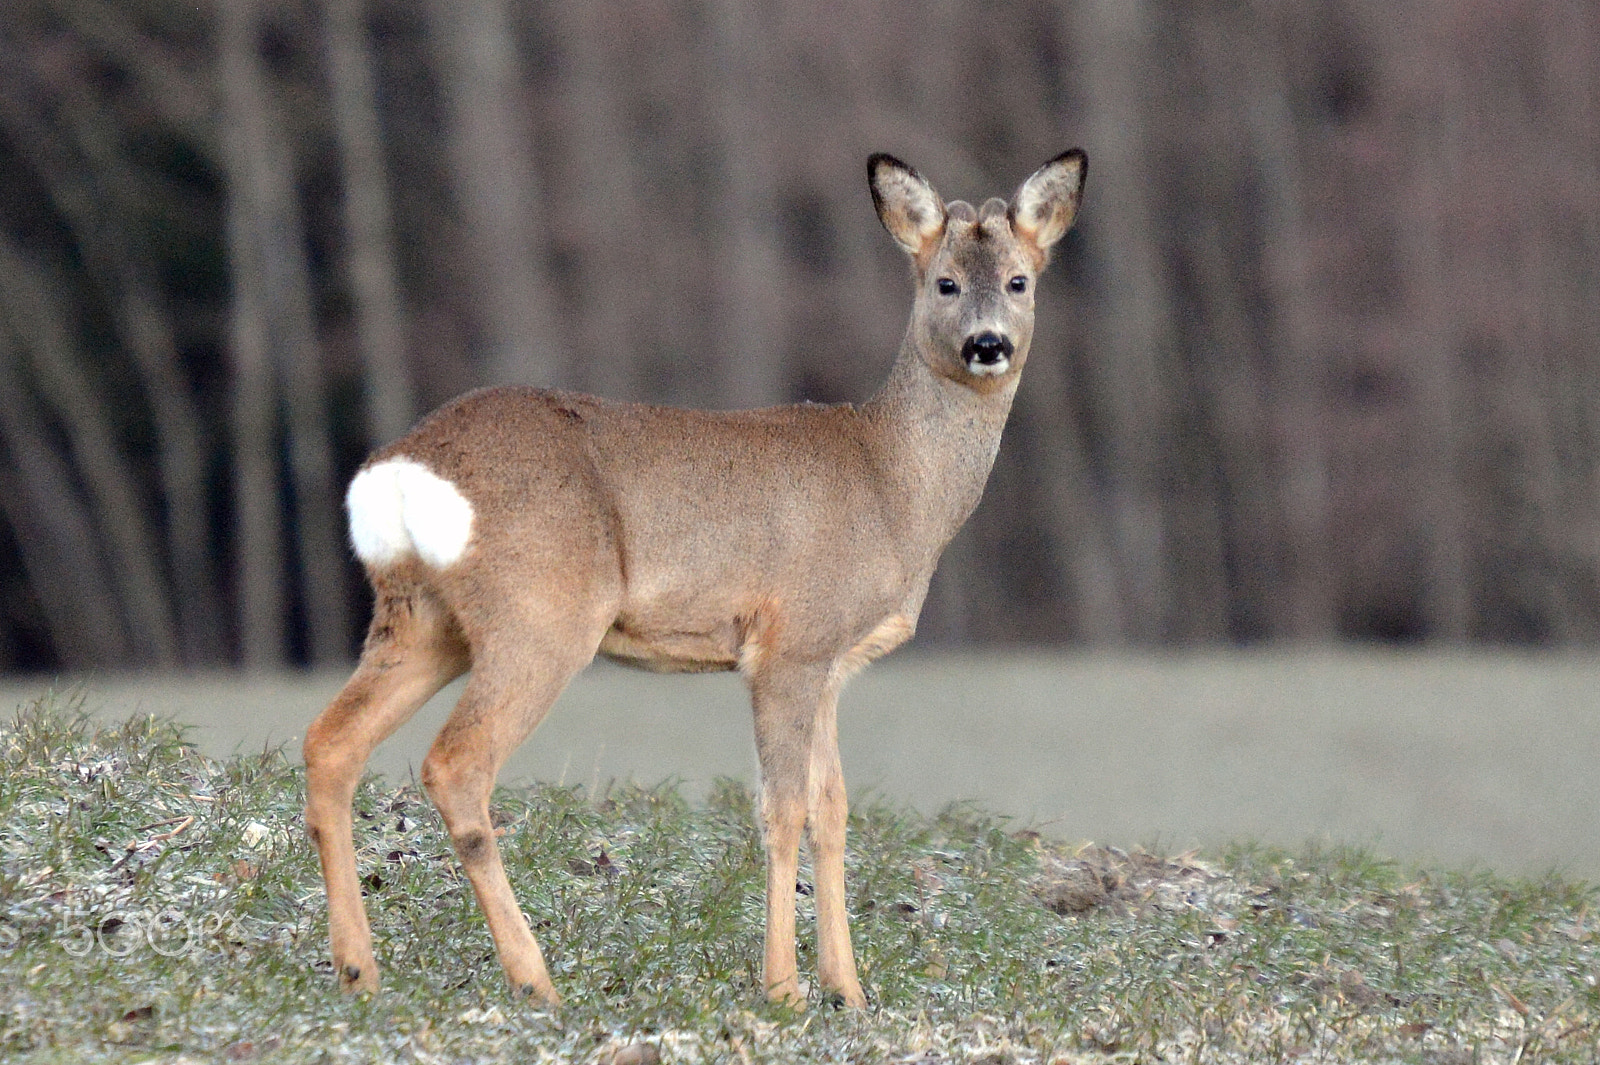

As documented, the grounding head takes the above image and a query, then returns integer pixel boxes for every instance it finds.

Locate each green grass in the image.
[0,695,1596,1063]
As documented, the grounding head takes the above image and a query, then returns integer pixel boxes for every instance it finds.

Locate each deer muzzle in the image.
[961,331,1015,375]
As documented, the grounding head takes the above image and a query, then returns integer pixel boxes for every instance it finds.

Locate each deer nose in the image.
[962,331,1014,369]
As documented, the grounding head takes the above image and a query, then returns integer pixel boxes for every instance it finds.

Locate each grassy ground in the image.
[1,696,1596,1063]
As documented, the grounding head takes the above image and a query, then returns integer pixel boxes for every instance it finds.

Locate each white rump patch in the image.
[346,458,474,569]
[346,462,410,566]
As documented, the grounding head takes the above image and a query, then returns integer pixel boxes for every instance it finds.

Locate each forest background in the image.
[2,0,1597,673]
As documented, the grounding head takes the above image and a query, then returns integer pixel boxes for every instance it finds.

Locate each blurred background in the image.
[0,0,1597,672]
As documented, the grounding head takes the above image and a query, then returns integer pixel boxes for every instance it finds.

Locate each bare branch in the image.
[41,0,215,151]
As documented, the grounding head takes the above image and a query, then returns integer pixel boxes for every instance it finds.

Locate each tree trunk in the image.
[221,214,285,671]
[550,5,646,399]
[1182,213,1278,641]
[216,0,351,666]
[0,63,227,664]
[321,0,416,447]
[0,237,181,666]
[1066,0,1178,642]
[42,0,214,150]
[705,0,786,409]
[1389,20,1471,641]
[0,329,131,668]
[425,0,566,387]
[1243,13,1336,641]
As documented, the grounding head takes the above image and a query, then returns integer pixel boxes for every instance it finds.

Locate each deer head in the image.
[870,150,1086,386]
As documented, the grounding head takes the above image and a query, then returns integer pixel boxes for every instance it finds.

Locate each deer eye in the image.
[1008,275,1028,294]
[936,278,960,296]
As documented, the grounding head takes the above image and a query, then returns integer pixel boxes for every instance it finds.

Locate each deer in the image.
[302,149,1086,1010]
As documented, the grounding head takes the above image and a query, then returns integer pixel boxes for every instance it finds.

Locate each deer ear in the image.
[869,153,946,259]
[1009,149,1087,255]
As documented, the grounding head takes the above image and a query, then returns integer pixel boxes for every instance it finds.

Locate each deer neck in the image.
[862,329,1020,553]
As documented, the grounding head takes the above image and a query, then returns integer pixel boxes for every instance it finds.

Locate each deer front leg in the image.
[808,684,866,1008]
[749,661,830,1008]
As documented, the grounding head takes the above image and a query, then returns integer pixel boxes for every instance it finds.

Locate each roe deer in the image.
[303,150,1086,1009]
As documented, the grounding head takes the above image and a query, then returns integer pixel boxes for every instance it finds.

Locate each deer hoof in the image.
[515,981,562,1008]
[338,961,378,995]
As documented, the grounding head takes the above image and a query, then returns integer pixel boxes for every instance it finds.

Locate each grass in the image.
[0,694,1596,1063]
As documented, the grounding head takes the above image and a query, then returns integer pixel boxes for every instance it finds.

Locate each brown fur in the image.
[302,150,1086,1009]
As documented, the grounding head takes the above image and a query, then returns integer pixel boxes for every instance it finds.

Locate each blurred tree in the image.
[217,0,290,668]
[0,0,1596,671]
[1067,0,1178,642]
[321,0,417,447]
[0,328,131,666]
[0,238,180,666]
[218,0,350,666]
[547,1,647,399]
[425,0,567,387]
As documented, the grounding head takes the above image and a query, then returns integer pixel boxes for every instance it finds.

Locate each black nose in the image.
[962,331,1014,366]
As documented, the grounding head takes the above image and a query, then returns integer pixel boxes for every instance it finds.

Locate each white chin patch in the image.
[966,357,1010,377]
[346,458,474,569]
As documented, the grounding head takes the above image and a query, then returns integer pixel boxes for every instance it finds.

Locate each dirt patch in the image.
[1024,838,1235,917]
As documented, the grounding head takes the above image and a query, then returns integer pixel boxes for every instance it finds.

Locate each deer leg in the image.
[749,660,831,1007]
[304,589,467,994]
[807,681,866,1008]
[420,630,599,1006]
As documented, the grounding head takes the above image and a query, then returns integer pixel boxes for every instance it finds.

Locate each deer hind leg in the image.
[419,616,607,1006]
[304,587,468,994]
[748,660,835,1008]
[807,680,866,1008]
